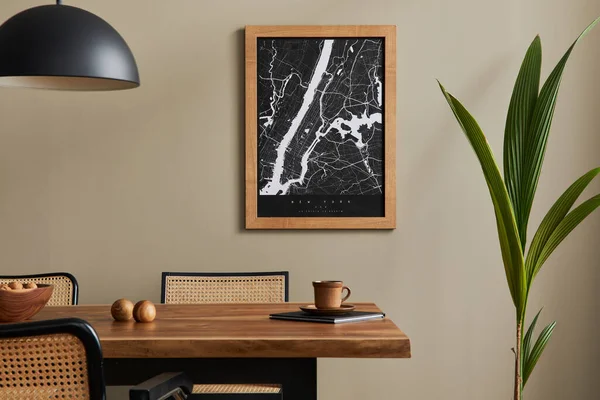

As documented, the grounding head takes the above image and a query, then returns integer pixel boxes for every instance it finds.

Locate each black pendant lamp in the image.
[0,1,139,90]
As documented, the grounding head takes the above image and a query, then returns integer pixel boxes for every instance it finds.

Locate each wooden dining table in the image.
[30,302,410,400]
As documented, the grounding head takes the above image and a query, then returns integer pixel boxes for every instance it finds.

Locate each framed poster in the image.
[245,26,396,229]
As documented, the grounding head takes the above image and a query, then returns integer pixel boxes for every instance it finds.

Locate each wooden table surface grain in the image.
[29,303,411,359]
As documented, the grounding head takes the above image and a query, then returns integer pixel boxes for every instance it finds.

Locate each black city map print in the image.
[257,38,384,217]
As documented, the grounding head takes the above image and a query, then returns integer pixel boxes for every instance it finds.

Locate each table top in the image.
[29,303,411,359]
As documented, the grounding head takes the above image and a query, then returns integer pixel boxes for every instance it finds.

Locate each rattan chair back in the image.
[161,272,289,304]
[0,318,104,400]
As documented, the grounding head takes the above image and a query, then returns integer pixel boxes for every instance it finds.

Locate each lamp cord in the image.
[56,0,62,4]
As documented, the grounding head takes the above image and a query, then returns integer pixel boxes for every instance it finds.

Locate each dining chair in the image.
[0,317,194,400]
[161,271,289,304]
[160,271,288,398]
[0,272,79,306]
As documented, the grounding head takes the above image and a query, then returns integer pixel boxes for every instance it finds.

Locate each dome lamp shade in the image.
[0,1,140,90]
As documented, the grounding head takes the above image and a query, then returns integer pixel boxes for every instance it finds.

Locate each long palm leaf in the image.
[504,36,541,250]
[518,18,600,247]
[526,168,600,280]
[438,82,526,314]
[530,194,600,280]
[522,308,543,365]
[523,321,556,386]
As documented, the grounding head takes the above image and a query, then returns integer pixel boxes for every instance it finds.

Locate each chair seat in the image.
[192,384,281,394]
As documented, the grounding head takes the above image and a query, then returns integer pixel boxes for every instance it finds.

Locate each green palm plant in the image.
[438,18,600,400]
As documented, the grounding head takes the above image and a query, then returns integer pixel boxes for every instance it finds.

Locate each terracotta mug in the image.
[312,281,351,309]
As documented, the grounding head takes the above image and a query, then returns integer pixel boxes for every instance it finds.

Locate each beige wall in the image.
[1,0,599,399]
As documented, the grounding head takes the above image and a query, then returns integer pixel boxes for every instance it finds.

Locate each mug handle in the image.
[341,286,351,303]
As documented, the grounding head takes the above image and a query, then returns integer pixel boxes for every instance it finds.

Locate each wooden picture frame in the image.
[245,25,396,229]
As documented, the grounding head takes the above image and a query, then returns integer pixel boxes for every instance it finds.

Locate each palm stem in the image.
[514,320,523,400]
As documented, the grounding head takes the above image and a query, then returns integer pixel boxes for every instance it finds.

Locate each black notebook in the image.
[269,311,385,324]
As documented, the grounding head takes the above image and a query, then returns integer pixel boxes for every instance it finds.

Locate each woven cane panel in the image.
[164,275,286,304]
[192,384,281,394]
[0,333,90,399]
[0,276,74,306]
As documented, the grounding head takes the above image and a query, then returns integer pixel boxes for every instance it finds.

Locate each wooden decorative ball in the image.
[0,284,11,291]
[23,282,38,289]
[8,281,23,290]
[111,298,134,322]
[133,300,156,323]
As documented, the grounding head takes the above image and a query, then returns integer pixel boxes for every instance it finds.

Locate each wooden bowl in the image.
[0,284,53,323]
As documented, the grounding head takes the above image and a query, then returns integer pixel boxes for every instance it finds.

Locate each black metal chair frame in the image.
[0,272,79,305]
[160,271,290,304]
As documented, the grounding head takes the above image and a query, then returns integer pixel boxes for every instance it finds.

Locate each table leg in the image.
[104,358,317,400]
